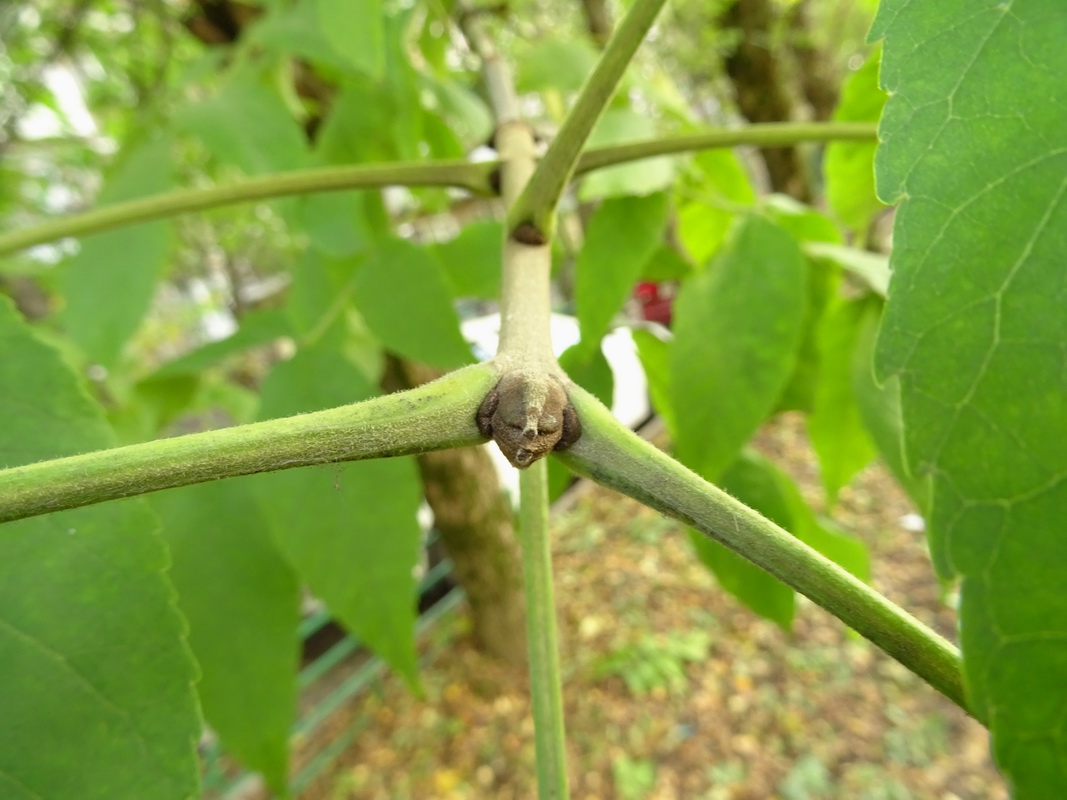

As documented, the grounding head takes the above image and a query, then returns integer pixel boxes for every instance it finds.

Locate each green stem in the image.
[0,363,498,525]
[0,160,497,258]
[507,0,668,238]
[519,459,570,800]
[557,386,974,717]
[575,121,878,174]
[0,123,875,258]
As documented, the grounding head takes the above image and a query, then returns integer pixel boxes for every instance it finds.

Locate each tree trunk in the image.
[785,0,839,122]
[720,0,812,202]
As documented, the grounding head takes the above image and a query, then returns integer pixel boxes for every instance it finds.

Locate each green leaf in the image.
[805,243,889,297]
[251,342,423,682]
[579,110,675,200]
[824,46,887,234]
[153,309,292,378]
[59,135,173,367]
[776,257,841,414]
[176,72,307,174]
[287,250,360,341]
[764,195,842,245]
[675,149,755,266]
[299,189,374,258]
[353,237,473,369]
[248,0,353,72]
[381,9,423,163]
[315,0,385,80]
[0,297,200,799]
[631,328,676,437]
[689,452,796,628]
[638,246,693,282]
[516,38,600,94]
[670,216,808,480]
[431,220,503,300]
[421,75,493,151]
[315,79,398,165]
[807,296,878,507]
[153,480,300,794]
[559,343,614,411]
[575,193,669,352]
[850,305,926,509]
[872,4,1067,793]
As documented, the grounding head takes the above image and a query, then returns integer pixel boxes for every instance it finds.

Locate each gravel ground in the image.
[299,414,1006,800]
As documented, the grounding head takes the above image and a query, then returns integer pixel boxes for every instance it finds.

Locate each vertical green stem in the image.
[519,460,569,799]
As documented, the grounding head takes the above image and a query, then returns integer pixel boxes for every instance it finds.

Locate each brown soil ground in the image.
[300,413,1006,800]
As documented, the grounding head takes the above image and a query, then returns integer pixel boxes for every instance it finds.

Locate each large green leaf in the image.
[776,256,841,414]
[316,0,385,80]
[675,149,756,267]
[251,342,423,682]
[353,237,474,369]
[152,309,292,378]
[807,296,878,508]
[59,135,174,367]
[248,0,353,72]
[631,328,676,437]
[579,110,675,200]
[0,297,200,799]
[153,481,300,795]
[299,189,374,258]
[315,78,403,165]
[421,75,494,151]
[175,72,307,175]
[431,220,503,300]
[872,3,1067,794]
[851,304,926,509]
[516,38,600,94]
[824,46,886,235]
[670,215,808,480]
[574,193,669,354]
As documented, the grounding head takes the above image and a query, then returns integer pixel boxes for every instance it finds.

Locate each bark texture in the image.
[785,0,839,121]
[720,0,812,201]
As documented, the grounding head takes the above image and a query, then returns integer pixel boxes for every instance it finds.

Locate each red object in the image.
[634,282,674,327]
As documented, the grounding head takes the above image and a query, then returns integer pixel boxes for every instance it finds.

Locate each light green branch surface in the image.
[556,386,972,716]
[0,363,498,524]
[520,461,570,799]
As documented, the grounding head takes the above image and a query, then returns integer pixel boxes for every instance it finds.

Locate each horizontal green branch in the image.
[0,363,498,524]
[0,122,878,258]
[575,121,878,174]
[0,160,499,258]
[557,385,973,716]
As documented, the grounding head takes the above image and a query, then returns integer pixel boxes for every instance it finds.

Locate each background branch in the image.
[0,160,497,258]
[0,123,876,258]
